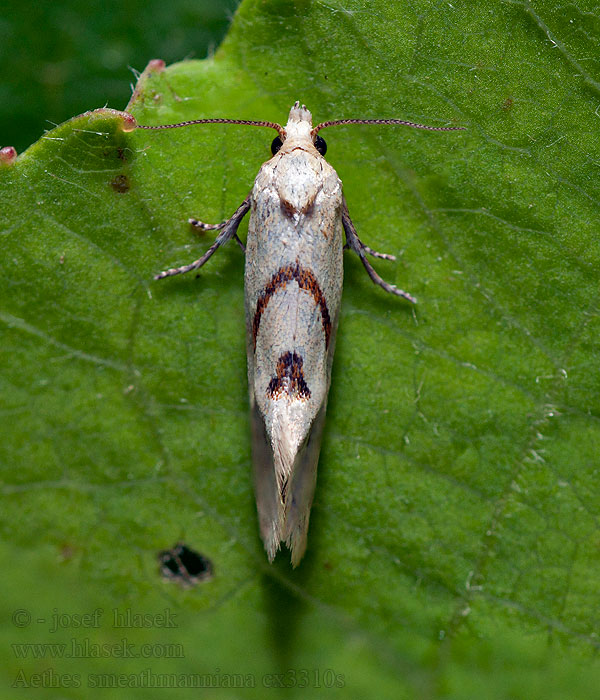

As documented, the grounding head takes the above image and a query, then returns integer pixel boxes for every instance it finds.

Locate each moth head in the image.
[270,101,327,157]
[271,133,327,157]
[288,100,313,126]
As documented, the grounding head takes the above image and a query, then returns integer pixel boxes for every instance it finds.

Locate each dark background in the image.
[1,0,240,153]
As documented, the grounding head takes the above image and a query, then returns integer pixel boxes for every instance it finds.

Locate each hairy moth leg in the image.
[189,217,246,252]
[341,197,416,303]
[154,194,251,280]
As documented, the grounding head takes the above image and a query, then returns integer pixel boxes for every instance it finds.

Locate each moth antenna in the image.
[311,118,465,136]
[134,117,286,138]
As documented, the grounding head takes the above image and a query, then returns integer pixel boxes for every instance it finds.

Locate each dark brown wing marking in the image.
[253,262,331,351]
[267,352,311,401]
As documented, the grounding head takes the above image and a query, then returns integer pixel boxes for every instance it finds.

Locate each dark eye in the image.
[314,135,327,156]
[271,136,283,155]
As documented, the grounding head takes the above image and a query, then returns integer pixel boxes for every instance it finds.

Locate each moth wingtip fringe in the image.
[287,530,308,568]
[264,521,283,563]
[264,525,308,567]
[266,542,279,563]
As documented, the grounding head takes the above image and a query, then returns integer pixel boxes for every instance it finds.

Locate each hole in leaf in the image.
[158,543,213,587]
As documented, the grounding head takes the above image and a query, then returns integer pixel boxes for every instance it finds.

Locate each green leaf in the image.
[2,0,600,697]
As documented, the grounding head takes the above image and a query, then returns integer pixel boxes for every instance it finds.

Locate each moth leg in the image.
[189,217,246,252]
[233,234,246,253]
[155,194,251,280]
[363,245,396,260]
[189,218,226,231]
[343,242,396,260]
[342,197,416,303]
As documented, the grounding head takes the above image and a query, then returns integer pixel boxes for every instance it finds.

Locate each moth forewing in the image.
[136,99,464,565]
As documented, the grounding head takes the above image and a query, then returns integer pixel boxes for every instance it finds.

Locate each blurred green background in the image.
[0,0,240,153]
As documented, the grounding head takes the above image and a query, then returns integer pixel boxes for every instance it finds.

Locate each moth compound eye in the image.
[314,135,327,156]
[271,136,283,155]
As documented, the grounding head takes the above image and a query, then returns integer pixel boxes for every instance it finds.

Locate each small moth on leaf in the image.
[133,102,463,566]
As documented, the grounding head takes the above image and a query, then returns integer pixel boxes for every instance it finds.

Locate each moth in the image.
[134,102,463,565]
